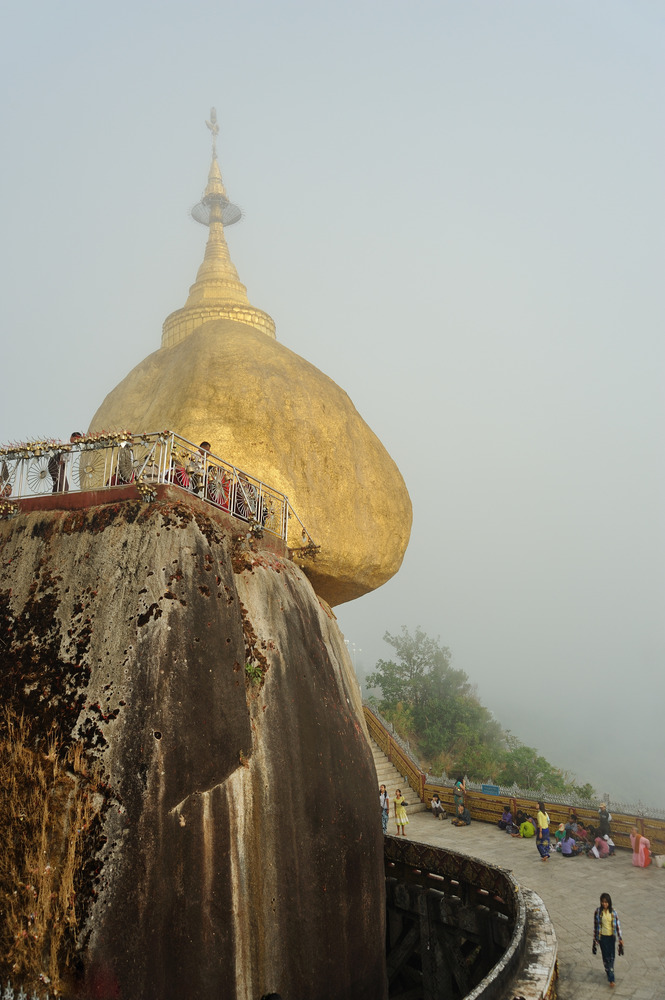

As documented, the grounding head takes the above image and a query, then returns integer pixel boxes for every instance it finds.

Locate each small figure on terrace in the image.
[630,826,651,868]
[394,789,409,837]
[498,804,513,832]
[598,803,612,838]
[379,784,389,834]
[453,775,466,811]
[592,892,623,987]
[589,836,610,859]
[560,829,584,857]
[536,801,551,861]
[430,793,445,820]
[451,803,471,826]
[517,816,536,839]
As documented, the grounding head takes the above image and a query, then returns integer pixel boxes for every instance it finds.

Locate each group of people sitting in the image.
[496,801,654,865]
[427,777,472,826]
[410,786,657,867]
[497,804,616,859]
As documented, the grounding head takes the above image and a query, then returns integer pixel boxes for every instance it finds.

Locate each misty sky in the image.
[1,2,663,808]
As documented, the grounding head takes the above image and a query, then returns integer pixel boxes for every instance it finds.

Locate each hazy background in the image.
[1,1,663,808]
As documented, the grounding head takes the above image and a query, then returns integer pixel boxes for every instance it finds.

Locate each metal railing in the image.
[0,431,316,550]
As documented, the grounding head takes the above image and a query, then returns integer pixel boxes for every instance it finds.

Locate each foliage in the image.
[367,627,504,782]
[0,709,103,995]
[244,661,263,684]
[368,627,596,795]
[496,741,566,793]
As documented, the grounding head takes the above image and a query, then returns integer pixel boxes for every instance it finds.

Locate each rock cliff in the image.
[0,491,386,999]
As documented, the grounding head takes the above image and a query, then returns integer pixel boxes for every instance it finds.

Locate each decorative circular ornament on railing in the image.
[207,466,231,508]
[0,459,16,498]
[78,451,103,490]
[27,456,54,494]
[170,463,191,489]
[234,479,258,520]
[128,443,158,480]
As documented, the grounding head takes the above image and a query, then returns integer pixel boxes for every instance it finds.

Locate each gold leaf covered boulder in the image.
[90,116,411,606]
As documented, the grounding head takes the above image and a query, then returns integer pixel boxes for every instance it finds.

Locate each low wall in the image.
[384,835,557,1000]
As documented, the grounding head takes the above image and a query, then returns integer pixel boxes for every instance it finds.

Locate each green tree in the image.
[497,741,566,794]
[367,629,599,794]
[367,626,453,710]
[367,627,505,780]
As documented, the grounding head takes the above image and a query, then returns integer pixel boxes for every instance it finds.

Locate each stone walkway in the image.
[404,809,664,1000]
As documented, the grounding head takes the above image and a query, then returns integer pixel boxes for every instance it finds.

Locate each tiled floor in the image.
[405,810,665,999]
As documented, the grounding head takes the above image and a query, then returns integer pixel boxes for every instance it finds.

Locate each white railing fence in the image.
[0,431,316,552]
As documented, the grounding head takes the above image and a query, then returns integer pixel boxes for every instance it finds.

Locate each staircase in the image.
[369,737,427,815]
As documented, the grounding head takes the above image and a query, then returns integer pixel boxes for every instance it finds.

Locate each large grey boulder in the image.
[0,492,386,1000]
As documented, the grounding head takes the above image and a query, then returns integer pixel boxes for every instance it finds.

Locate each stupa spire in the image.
[161,108,276,348]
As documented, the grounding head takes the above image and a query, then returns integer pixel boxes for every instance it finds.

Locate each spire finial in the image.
[160,110,276,348]
[205,107,219,158]
[191,108,241,228]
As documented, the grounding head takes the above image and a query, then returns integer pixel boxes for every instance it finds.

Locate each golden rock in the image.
[89,117,411,605]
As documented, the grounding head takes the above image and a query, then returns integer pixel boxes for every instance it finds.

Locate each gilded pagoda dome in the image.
[89,112,411,606]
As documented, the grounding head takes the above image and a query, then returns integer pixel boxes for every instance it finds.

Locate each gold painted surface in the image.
[90,123,411,604]
[89,320,412,605]
[162,153,276,347]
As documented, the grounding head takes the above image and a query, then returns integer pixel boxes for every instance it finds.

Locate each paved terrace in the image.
[404,810,664,1000]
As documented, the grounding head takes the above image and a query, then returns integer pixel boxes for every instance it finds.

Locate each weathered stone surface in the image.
[0,492,386,1000]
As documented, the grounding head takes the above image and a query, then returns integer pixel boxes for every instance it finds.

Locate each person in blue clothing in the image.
[593,892,623,987]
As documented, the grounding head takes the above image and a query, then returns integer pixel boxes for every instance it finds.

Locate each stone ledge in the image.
[502,888,558,1000]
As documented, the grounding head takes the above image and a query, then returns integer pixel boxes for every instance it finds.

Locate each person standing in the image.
[379,785,390,834]
[394,789,409,837]
[453,776,466,812]
[593,892,623,987]
[48,431,83,493]
[598,803,612,838]
[536,801,551,860]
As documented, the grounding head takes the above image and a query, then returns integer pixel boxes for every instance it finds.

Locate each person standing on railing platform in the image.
[379,785,389,834]
[48,432,82,492]
[191,441,212,497]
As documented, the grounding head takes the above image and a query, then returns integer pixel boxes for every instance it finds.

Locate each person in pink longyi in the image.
[630,826,651,868]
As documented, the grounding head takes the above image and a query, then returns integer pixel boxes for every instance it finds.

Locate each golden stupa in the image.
[89,111,412,606]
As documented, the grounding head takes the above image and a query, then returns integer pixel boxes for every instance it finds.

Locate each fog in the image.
[1,2,663,808]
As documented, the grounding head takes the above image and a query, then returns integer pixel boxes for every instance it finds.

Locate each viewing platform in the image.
[0,430,317,555]
[368,707,664,998]
[404,809,664,1000]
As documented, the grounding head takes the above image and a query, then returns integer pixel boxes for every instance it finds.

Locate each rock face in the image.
[0,491,386,1000]
[89,320,412,608]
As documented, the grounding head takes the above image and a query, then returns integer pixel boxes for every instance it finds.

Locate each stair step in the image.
[368,736,428,815]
